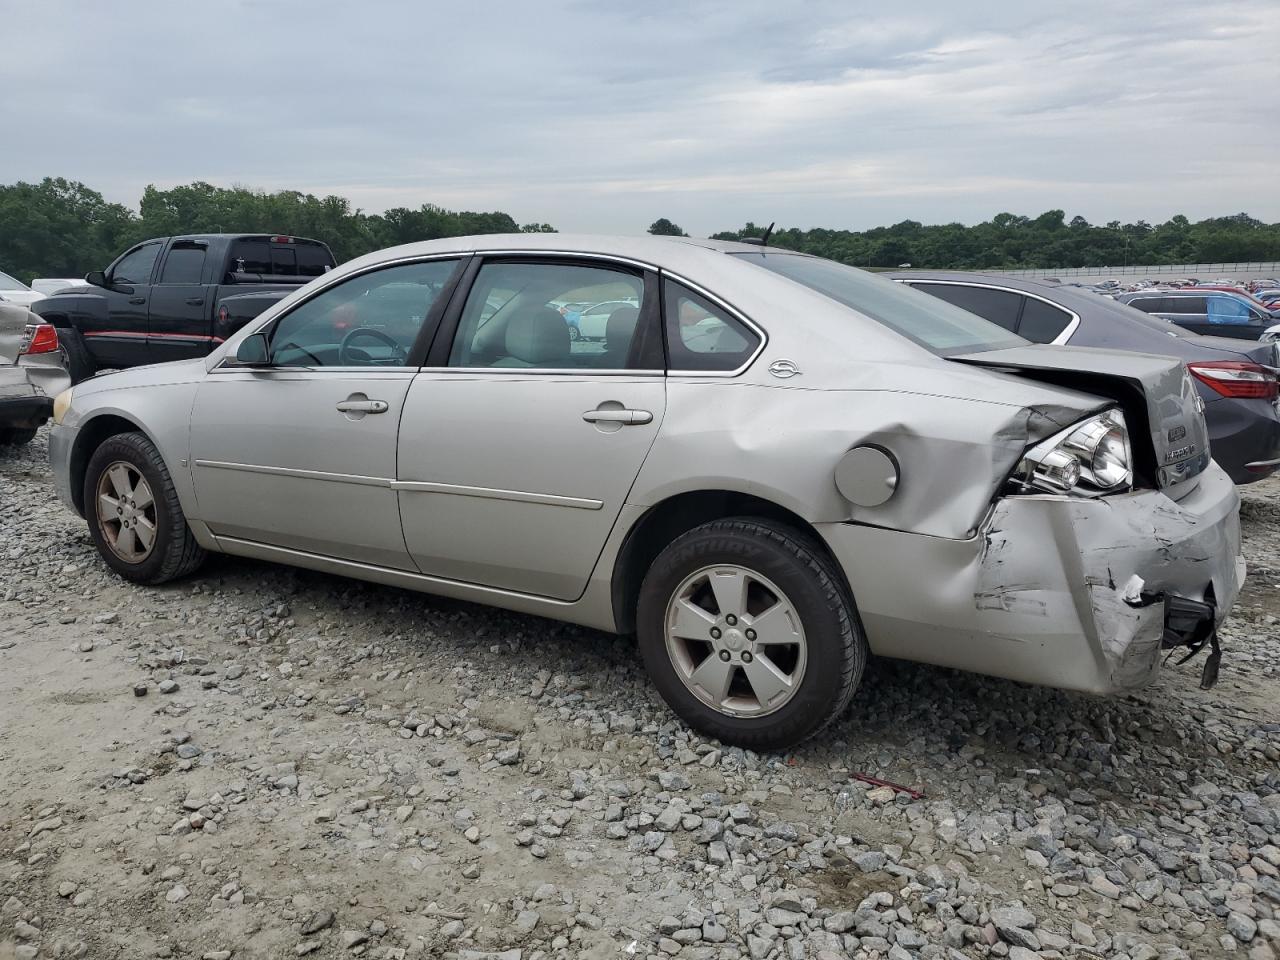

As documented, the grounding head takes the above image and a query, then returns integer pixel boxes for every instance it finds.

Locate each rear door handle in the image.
[129,297,146,305]
[336,399,389,414]
[582,408,652,425]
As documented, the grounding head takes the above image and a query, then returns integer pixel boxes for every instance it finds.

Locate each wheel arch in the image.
[67,412,157,516]
[609,489,850,634]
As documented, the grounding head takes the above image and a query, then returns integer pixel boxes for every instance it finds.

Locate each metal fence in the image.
[978,262,1280,282]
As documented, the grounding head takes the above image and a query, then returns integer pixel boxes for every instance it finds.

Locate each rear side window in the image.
[228,239,270,275]
[735,253,1024,356]
[158,243,207,284]
[1168,296,1205,314]
[663,280,761,372]
[1018,297,1073,343]
[912,283,1022,331]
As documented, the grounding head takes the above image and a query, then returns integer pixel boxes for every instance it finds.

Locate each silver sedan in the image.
[47,235,1244,747]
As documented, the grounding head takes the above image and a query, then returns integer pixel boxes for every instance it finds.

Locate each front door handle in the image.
[185,297,205,305]
[129,297,146,305]
[336,399,389,414]
[582,408,652,425]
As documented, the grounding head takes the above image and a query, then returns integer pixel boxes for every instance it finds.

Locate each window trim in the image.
[424,252,666,376]
[896,279,1080,346]
[659,270,768,377]
[213,252,468,373]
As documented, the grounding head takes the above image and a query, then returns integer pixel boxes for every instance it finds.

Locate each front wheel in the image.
[83,432,206,584]
[0,428,37,447]
[637,518,866,750]
[57,328,96,384]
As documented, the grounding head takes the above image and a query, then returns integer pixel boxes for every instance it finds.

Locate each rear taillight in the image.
[19,322,59,356]
[1187,360,1279,400]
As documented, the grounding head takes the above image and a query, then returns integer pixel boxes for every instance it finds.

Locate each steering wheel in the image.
[339,327,407,366]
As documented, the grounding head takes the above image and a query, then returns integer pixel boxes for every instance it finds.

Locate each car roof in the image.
[338,233,796,273]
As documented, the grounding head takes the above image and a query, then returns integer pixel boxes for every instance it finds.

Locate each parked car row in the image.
[42,234,1243,748]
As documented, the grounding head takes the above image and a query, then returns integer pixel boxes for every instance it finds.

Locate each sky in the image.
[2,0,1278,235]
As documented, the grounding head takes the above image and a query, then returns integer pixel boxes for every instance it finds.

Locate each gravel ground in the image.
[3,428,1280,960]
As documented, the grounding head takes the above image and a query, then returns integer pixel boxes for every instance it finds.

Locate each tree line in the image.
[2,177,1277,284]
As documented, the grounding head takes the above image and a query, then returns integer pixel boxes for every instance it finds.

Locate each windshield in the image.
[0,271,28,291]
[733,252,1025,356]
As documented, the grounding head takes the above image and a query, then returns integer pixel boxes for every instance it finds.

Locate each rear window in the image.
[227,238,334,279]
[228,239,270,275]
[297,243,334,277]
[734,253,1025,356]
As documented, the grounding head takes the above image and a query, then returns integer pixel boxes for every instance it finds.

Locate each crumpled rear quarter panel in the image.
[819,462,1242,693]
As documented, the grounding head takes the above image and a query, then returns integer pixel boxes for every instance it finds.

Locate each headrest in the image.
[605,306,640,347]
[506,307,570,365]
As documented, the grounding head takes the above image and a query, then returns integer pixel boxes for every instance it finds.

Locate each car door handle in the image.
[185,297,205,305]
[336,399,389,414]
[582,408,652,425]
[129,297,146,305]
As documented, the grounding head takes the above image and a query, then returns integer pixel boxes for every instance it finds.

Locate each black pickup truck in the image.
[31,234,336,382]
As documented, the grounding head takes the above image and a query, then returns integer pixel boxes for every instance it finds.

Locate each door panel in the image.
[397,373,665,599]
[148,284,215,362]
[190,369,416,569]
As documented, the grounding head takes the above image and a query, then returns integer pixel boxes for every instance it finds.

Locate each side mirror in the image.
[85,270,107,288]
[234,332,272,366]
[1261,324,1280,344]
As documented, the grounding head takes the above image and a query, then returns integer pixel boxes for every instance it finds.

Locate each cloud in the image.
[0,0,1276,234]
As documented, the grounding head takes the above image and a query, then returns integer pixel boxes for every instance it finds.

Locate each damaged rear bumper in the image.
[819,461,1243,694]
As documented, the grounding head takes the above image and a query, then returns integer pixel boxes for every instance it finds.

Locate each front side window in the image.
[663,280,760,371]
[158,243,207,284]
[112,242,162,285]
[449,261,646,369]
[736,253,1024,356]
[1207,296,1253,325]
[268,259,459,367]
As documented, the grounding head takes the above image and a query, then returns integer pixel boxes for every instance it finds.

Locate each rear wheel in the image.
[83,432,206,584]
[637,518,866,750]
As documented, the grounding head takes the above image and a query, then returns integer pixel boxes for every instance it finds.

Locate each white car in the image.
[0,271,46,307]
[30,277,89,297]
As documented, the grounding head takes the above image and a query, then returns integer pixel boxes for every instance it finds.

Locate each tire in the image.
[57,328,96,384]
[83,431,206,584]
[0,428,37,446]
[637,517,866,750]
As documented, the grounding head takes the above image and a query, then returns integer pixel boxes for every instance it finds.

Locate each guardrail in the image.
[979,262,1280,280]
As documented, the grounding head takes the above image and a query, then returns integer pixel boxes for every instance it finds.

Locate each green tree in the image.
[647,218,687,236]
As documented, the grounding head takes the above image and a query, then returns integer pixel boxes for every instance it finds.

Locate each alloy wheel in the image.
[663,564,807,718]
[95,461,157,563]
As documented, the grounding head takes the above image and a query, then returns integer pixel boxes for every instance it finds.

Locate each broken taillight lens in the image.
[1187,361,1279,400]
[19,322,59,355]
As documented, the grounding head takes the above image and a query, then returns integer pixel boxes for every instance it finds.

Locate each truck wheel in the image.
[0,428,37,446]
[636,517,866,750]
[58,328,96,384]
[83,432,206,584]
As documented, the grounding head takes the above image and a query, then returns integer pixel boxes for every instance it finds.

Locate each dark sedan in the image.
[890,272,1280,484]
